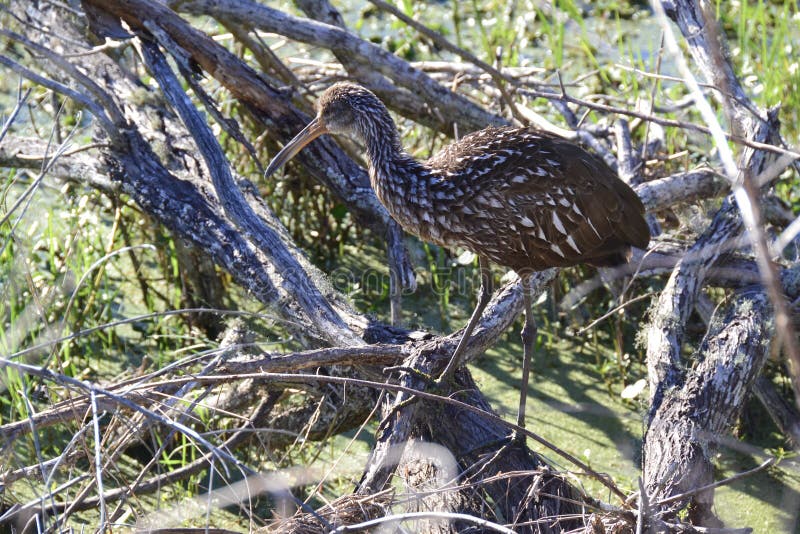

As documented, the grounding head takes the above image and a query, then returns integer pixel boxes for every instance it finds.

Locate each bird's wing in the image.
[504,138,649,264]
[426,127,649,266]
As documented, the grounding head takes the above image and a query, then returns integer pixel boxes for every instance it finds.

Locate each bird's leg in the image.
[437,256,493,384]
[472,278,536,470]
[515,273,537,443]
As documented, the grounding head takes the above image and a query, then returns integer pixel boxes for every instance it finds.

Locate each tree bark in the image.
[642,0,794,527]
[1,1,798,532]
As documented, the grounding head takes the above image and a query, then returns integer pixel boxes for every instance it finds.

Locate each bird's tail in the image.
[586,246,633,268]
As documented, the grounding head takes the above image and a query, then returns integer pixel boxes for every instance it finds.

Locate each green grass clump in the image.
[717,0,800,139]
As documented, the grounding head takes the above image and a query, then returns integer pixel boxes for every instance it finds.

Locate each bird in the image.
[264,82,650,436]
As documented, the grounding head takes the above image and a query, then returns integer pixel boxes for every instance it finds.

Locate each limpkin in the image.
[264,83,650,434]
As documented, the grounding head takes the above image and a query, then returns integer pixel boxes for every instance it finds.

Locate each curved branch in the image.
[137,32,360,346]
[171,0,505,134]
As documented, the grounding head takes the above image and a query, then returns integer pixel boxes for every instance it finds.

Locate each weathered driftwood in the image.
[642,0,794,528]
[645,269,800,526]
[169,0,506,135]
[2,0,798,532]
[0,1,581,529]
[361,349,584,534]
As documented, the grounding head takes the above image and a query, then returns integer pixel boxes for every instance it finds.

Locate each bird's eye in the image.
[322,104,355,131]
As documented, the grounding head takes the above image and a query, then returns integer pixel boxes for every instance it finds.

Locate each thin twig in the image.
[366,0,539,127]
[652,458,775,507]
[89,391,108,529]
[0,83,31,145]
[641,32,665,162]
[518,86,800,160]
[0,28,124,130]
[0,54,114,134]
[330,510,516,533]
[0,357,254,479]
[134,371,629,502]
[576,291,657,335]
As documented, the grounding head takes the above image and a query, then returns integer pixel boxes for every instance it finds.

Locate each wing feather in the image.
[423,127,649,269]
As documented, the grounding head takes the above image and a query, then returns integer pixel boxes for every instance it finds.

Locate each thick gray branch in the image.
[84,0,416,298]
[138,34,360,346]
[171,0,506,134]
[644,266,800,525]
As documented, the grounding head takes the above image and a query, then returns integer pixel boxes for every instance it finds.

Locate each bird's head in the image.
[264,83,391,178]
[317,83,386,137]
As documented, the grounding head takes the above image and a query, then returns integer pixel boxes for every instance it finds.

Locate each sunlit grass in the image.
[718,0,800,139]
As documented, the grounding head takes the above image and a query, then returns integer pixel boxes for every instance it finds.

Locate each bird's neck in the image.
[357,113,429,203]
[363,126,403,175]
[366,143,429,211]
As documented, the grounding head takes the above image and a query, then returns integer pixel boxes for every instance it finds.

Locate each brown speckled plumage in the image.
[304,83,650,275]
[264,83,651,401]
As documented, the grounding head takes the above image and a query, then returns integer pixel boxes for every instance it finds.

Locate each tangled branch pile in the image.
[1,1,799,533]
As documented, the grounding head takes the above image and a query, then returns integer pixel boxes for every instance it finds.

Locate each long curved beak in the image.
[264,117,329,178]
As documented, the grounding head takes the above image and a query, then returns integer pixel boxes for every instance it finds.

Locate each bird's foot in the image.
[509,429,527,447]
[433,371,455,389]
[434,353,462,387]
[470,433,528,479]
